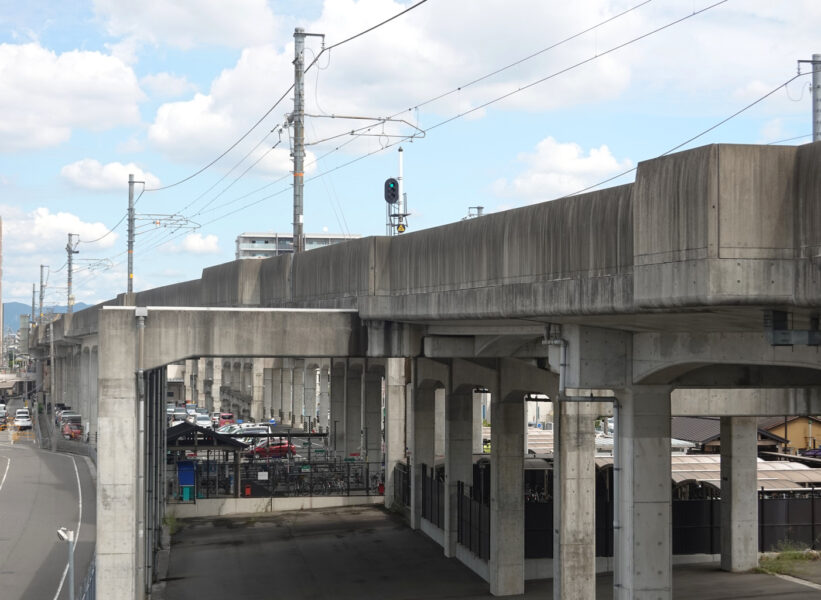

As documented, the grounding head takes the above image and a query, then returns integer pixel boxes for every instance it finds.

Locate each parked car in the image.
[244,437,296,459]
[62,422,84,440]
[218,412,235,427]
[210,411,221,427]
[14,408,32,430]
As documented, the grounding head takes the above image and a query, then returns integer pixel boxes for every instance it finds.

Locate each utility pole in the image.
[30,284,35,328]
[814,53,821,142]
[66,233,79,315]
[39,265,45,328]
[128,173,135,293]
[292,29,306,254]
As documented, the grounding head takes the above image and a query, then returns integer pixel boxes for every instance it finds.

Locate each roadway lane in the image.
[0,404,96,600]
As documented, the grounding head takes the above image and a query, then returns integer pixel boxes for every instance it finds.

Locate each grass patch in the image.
[163,514,180,536]
[758,541,820,577]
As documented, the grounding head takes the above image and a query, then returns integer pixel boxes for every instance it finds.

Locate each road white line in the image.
[0,456,9,494]
[773,572,821,591]
[52,455,83,600]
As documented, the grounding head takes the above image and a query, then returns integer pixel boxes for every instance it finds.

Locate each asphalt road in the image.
[165,506,821,600]
[0,401,96,600]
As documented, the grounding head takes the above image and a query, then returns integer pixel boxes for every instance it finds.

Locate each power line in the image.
[144,86,294,193]
[324,0,429,52]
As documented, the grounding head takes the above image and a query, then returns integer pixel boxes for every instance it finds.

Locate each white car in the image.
[14,408,32,430]
[194,414,213,429]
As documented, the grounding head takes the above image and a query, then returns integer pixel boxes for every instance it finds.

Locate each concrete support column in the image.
[720,416,758,572]
[330,361,346,455]
[251,359,265,422]
[304,363,317,430]
[384,358,407,510]
[293,360,305,428]
[444,386,474,557]
[80,348,91,436]
[345,365,362,458]
[411,381,437,530]
[263,366,273,421]
[89,347,99,441]
[318,363,330,431]
[96,310,138,599]
[271,359,282,421]
[489,393,525,596]
[472,390,486,454]
[211,362,223,413]
[435,387,445,460]
[282,359,293,425]
[184,359,195,404]
[362,369,383,463]
[615,385,673,600]
[553,399,598,600]
[196,358,206,406]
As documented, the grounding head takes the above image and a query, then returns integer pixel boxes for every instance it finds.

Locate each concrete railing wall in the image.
[52,141,821,334]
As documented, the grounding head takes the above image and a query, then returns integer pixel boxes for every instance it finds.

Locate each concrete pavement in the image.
[163,505,821,599]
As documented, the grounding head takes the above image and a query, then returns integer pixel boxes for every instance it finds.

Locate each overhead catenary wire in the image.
[128,0,732,248]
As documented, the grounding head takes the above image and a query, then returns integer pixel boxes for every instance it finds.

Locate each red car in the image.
[244,437,296,459]
[62,422,83,440]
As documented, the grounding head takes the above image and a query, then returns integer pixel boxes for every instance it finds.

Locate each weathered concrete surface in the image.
[109,307,365,369]
[720,417,758,572]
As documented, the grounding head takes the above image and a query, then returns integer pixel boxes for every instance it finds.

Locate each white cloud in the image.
[0,42,143,151]
[493,137,633,201]
[3,207,118,251]
[60,159,161,191]
[167,233,220,254]
[140,72,197,99]
[93,0,277,50]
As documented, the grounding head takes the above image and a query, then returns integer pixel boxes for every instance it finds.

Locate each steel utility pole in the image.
[38,265,45,328]
[66,233,79,315]
[128,173,135,293]
[289,28,323,254]
[30,284,35,327]
[292,29,306,254]
[814,53,821,142]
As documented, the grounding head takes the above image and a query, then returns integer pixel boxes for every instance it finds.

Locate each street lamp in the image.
[56,526,75,600]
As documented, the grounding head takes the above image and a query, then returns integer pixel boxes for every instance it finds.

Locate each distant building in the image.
[235,232,360,259]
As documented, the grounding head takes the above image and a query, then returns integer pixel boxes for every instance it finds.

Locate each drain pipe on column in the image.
[545,325,621,592]
[135,307,147,596]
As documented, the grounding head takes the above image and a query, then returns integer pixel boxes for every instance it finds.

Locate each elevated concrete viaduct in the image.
[32,141,821,599]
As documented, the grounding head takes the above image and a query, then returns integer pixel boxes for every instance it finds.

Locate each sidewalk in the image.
[162,505,821,599]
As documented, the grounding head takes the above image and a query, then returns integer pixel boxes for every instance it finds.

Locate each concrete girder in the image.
[101,307,364,369]
[672,388,821,415]
[634,331,821,385]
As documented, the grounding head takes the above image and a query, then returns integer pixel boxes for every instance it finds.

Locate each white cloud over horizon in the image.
[167,232,220,254]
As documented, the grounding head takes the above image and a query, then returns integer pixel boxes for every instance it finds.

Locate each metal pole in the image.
[50,322,55,451]
[68,532,75,600]
[39,265,45,328]
[31,284,35,328]
[128,174,135,293]
[398,147,404,229]
[292,29,305,254]
[66,234,78,315]
[813,53,821,142]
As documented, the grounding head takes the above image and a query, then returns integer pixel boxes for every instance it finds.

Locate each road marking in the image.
[0,456,9,494]
[52,455,82,600]
[773,573,821,591]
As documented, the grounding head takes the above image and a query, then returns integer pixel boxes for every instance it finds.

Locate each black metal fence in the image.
[393,461,411,507]
[168,456,384,501]
[416,480,821,560]
[421,464,445,528]
[457,481,490,559]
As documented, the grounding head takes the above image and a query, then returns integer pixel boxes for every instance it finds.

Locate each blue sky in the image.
[1,0,818,308]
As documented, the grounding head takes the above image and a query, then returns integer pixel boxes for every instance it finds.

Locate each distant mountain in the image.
[3,301,91,334]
